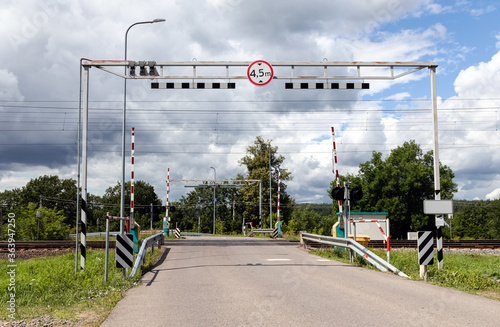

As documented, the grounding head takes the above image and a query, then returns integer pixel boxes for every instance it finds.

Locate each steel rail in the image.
[2,239,499,250]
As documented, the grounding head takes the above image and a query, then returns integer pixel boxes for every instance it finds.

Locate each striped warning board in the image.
[174,228,181,239]
[285,82,369,89]
[116,233,133,268]
[152,82,236,89]
[418,231,434,265]
[272,228,279,239]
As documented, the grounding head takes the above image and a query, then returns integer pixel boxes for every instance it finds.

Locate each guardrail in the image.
[179,232,212,236]
[300,232,408,278]
[246,228,274,237]
[130,232,164,278]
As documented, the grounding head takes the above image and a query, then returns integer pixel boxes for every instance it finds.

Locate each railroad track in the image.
[0,240,115,250]
[1,239,500,250]
[368,239,500,249]
[301,239,500,250]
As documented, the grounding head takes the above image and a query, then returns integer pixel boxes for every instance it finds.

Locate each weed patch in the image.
[1,248,162,324]
[311,248,500,300]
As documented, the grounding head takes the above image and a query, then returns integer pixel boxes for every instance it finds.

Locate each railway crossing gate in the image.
[77,59,443,271]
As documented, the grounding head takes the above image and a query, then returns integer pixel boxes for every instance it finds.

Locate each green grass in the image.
[311,248,500,300]
[1,247,162,325]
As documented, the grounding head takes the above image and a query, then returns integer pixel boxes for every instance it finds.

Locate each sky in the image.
[0,0,499,205]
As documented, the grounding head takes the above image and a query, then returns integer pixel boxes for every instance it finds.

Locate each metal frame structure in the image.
[78,59,441,270]
[83,59,433,80]
[172,178,263,232]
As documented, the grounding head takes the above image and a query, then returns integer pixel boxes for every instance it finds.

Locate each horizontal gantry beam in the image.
[82,59,435,81]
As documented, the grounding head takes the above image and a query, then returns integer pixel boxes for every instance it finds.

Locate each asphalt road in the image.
[101,236,499,326]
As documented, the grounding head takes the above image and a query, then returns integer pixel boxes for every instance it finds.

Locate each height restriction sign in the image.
[247,60,274,86]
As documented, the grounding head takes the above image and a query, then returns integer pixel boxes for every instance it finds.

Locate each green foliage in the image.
[86,180,163,233]
[239,136,294,226]
[0,175,77,227]
[284,205,335,236]
[13,203,70,240]
[452,200,500,239]
[312,248,500,299]
[0,249,161,320]
[329,141,457,238]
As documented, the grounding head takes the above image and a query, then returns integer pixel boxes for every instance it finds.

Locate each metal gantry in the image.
[83,59,433,81]
[78,59,441,270]
[174,179,263,231]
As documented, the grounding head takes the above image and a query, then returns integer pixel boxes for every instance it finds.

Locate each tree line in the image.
[1,138,499,240]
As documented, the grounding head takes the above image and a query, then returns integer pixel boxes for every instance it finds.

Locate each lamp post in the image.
[120,19,165,234]
[210,167,216,234]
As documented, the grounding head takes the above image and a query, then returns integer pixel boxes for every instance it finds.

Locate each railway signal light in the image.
[351,187,363,203]
[331,187,344,201]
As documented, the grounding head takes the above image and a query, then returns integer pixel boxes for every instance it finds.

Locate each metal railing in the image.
[300,232,408,278]
[130,232,164,277]
[246,228,274,237]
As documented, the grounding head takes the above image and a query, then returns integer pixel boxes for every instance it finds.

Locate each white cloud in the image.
[453,50,500,98]
[0,70,24,101]
[438,49,500,199]
[470,5,496,16]
[385,92,411,101]
[486,188,500,200]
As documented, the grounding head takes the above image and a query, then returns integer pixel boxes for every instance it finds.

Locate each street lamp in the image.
[210,167,216,235]
[120,19,165,234]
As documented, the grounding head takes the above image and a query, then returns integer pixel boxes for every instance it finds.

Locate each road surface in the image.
[101,236,499,326]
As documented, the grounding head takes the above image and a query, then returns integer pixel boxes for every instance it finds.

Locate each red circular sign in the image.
[247,60,274,86]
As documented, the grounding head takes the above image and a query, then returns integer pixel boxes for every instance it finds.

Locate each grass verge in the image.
[311,247,500,300]
[1,247,163,326]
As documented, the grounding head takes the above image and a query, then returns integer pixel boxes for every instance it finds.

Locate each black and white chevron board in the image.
[418,231,434,280]
[272,228,279,239]
[418,231,434,266]
[174,228,181,239]
[116,233,134,268]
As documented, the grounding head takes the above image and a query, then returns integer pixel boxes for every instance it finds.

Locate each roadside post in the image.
[424,199,453,270]
[105,212,131,282]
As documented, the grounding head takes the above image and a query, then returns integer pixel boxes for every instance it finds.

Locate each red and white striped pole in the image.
[129,127,135,232]
[166,168,169,221]
[277,168,281,222]
[332,127,342,214]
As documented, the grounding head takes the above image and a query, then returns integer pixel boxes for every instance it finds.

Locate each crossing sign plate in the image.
[247,60,274,86]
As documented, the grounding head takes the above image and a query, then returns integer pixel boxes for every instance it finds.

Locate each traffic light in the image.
[331,187,344,201]
[169,206,176,213]
[351,187,363,203]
